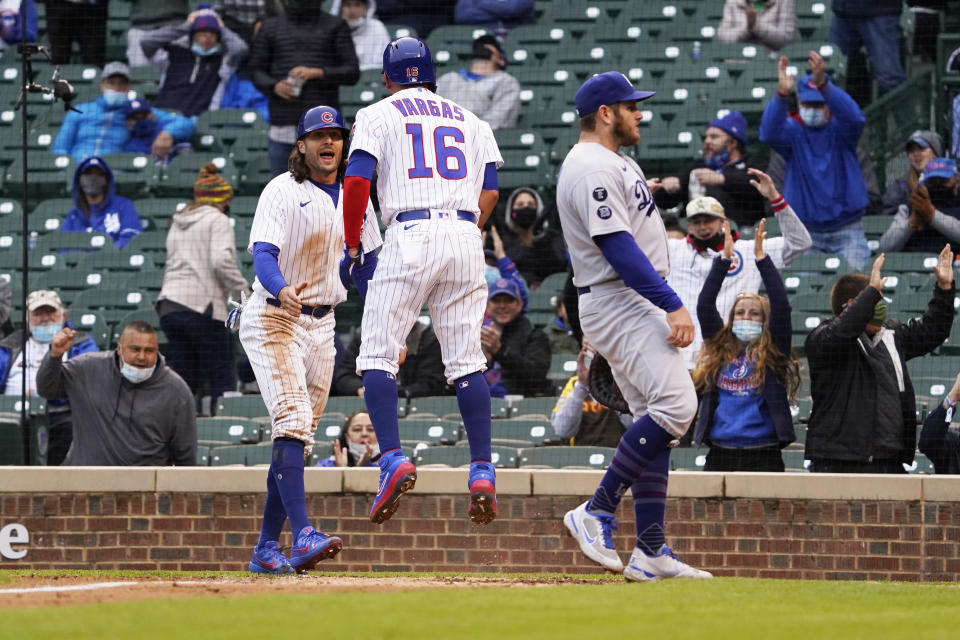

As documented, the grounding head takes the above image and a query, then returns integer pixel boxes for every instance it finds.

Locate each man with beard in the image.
[436,34,520,130]
[880,158,960,254]
[667,170,811,369]
[249,0,360,177]
[650,111,767,227]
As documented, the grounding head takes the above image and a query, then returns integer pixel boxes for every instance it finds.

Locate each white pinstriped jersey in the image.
[248,173,382,306]
[557,142,670,287]
[349,86,503,224]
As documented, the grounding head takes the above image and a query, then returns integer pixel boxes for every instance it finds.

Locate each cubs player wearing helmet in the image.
[557,72,712,581]
[240,105,382,574]
[342,37,503,526]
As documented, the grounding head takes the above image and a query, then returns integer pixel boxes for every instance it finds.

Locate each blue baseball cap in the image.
[488,278,522,301]
[920,158,958,183]
[707,111,748,145]
[796,74,826,104]
[123,97,151,117]
[574,71,656,118]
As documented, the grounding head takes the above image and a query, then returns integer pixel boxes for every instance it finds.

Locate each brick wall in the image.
[1,468,958,580]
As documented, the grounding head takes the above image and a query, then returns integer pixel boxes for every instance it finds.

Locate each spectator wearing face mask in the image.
[330,0,390,72]
[52,62,197,163]
[489,187,567,287]
[62,157,143,249]
[0,291,98,466]
[122,98,193,165]
[759,51,869,270]
[316,410,381,467]
[880,130,943,217]
[140,9,249,117]
[880,158,960,255]
[436,34,520,130]
[717,0,796,52]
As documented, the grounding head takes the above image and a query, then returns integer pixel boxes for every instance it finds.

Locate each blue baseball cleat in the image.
[468,461,497,525]
[369,449,417,524]
[248,541,295,575]
[289,526,342,573]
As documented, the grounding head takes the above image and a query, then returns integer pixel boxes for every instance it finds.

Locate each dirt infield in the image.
[0,573,611,609]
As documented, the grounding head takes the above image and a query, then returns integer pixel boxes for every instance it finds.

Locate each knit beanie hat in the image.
[194,163,233,205]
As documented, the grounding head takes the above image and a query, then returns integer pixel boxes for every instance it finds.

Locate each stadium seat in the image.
[217,394,271,420]
[397,418,461,446]
[490,418,552,447]
[197,416,262,446]
[157,154,239,197]
[324,396,369,416]
[882,252,941,274]
[69,309,111,348]
[670,447,705,471]
[415,444,519,468]
[237,156,273,196]
[548,354,577,385]
[3,154,74,198]
[0,199,21,233]
[781,449,810,471]
[33,231,111,257]
[75,249,155,273]
[509,396,558,419]
[406,396,460,419]
[28,198,73,234]
[195,109,267,148]
[0,395,45,415]
[210,442,273,466]
[781,253,850,276]
[518,445,616,469]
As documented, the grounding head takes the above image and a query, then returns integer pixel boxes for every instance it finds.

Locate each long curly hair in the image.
[692,293,801,403]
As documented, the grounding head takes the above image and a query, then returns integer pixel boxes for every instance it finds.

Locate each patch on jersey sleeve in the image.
[596,205,612,219]
[592,187,608,201]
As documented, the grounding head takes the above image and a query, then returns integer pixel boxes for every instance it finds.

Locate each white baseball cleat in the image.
[563,501,624,572]
[623,545,713,582]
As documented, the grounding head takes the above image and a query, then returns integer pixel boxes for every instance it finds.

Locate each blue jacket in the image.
[454,0,534,31]
[219,70,270,123]
[0,0,37,47]
[52,96,197,163]
[759,81,867,232]
[832,0,902,18]
[694,255,795,448]
[63,157,143,248]
[0,322,98,408]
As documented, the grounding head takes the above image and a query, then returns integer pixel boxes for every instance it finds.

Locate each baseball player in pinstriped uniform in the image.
[340,37,503,526]
[237,105,382,574]
[557,72,712,581]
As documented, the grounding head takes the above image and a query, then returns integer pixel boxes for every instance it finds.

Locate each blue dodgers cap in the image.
[123,97,151,117]
[488,278,522,301]
[920,158,958,183]
[796,74,826,103]
[707,111,748,145]
[574,71,655,118]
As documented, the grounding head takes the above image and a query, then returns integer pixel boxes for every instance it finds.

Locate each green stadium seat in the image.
[383,24,417,39]
[194,109,267,147]
[0,394,46,415]
[75,249,156,273]
[197,416,262,445]
[324,396,369,416]
[218,394,271,420]
[210,442,273,466]
[548,353,578,384]
[670,447,706,471]
[112,309,164,345]
[33,232,112,257]
[68,309,111,348]
[3,154,74,198]
[28,198,73,234]
[882,252,941,274]
[237,156,273,196]
[518,445,616,469]
[781,449,810,471]
[415,444,519,468]
[339,83,390,121]
[781,253,850,276]
[397,418,460,446]
[101,152,159,198]
[505,25,575,67]
[509,396,558,419]
[124,230,169,266]
[490,418,551,447]
[906,452,936,474]
[157,154,239,197]
[406,395,460,419]
[428,25,492,71]
[0,199,22,233]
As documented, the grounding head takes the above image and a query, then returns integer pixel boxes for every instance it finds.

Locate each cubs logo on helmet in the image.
[297,105,348,139]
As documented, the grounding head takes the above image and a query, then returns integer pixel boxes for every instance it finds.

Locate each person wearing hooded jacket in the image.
[488,187,567,287]
[62,156,144,250]
[156,163,249,408]
[37,321,197,466]
[331,0,391,72]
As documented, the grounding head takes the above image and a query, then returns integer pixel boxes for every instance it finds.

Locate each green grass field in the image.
[3,571,959,640]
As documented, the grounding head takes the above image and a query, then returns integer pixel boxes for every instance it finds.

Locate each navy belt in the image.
[577,286,591,295]
[395,209,477,224]
[266,298,332,318]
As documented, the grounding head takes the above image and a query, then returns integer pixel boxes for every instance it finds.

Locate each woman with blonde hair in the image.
[156,162,249,409]
[692,218,799,471]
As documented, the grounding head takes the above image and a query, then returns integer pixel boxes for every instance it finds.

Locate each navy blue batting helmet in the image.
[382,37,435,86]
[297,105,348,140]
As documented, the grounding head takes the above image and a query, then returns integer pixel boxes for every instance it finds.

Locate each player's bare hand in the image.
[808,50,826,88]
[934,244,955,290]
[754,219,767,261]
[693,168,725,186]
[647,177,663,194]
[721,221,734,260]
[747,168,780,201]
[576,341,594,386]
[278,282,307,317]
[665,307,695,348]
[490,225,506,259]
[777,55,795,94]
[49,327,76,358]
[480,325,501,357]
[869,254,887,292]
[332,440,348,467]
[274,79,297,100]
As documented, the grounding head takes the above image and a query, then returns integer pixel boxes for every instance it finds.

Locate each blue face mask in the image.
[704,149,730,170]
[32,322,62,344]
[191,42,220,57]
[731,319,763,343]
[102,89,128,108]
[130,118,158,139]
[485,266,500,287]
[799,106,828,128]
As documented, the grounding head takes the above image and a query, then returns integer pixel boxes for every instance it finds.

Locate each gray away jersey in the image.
[557,142,670,287]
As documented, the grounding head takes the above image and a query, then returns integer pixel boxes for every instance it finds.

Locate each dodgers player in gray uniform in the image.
[557,72,712,581]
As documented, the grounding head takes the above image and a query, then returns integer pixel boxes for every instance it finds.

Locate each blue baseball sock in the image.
[631,447,670,556]
[587,414,673,515]
[257,469,287,546]
[362,369,402,453]
[270,439,309,537]
[455,371,492,463]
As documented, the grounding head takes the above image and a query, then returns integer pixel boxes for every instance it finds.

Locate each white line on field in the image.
[0,581,136,594]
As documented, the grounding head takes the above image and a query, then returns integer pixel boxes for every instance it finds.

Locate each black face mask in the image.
[688,232,725,252]
[924,179,955,207]
[511,206,538,229]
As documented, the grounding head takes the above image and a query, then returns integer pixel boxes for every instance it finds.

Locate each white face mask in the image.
[119,352,156,384]
[345,16,365,29]
[731,319,763,343]
[799,106,828,128]
[347,439,379,460]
